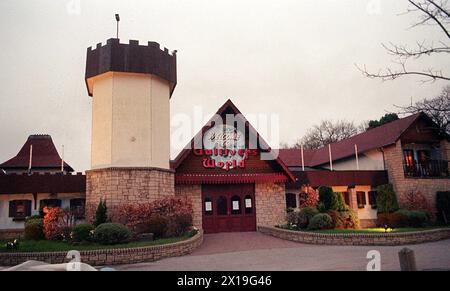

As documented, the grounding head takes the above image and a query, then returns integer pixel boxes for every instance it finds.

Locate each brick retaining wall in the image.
[258,226,450,246]
[0,231,203,267]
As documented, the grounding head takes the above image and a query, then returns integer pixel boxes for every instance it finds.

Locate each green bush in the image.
[319,186,338,211]
[395,209,431,227]
[71,224,95,243]
[298,207,319,229]
[24,218,44,240]
[436,191,450,224]
[93,223,132,245]
[173,213,193,236]
[378,211,409,228]
[327,210,344,229]
[307,213,333,230]
[94,199,108,227]
[328,209,359,229]
[376,184,399,214]
[146,215,169,239]
[340,209,360,229]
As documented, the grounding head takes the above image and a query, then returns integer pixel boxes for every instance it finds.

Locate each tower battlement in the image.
[85,38,177,97]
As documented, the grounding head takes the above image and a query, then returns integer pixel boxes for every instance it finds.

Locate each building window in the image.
[70,198,86,219]
[217,196,228,216]
[231,195,241,215]
[285,193,297,209]
[356,192,366,209]
[244,195,253,214]
[341,192,350,206]
[9,200,32,219]
[368,191,377,209]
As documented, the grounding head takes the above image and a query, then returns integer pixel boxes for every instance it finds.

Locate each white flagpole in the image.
[355,144,360,170]
[328,144,333,171]
[301,144,305,171]
[28,145,33,173]
[61,145,65,173]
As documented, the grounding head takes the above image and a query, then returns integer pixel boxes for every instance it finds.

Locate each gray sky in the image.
[0,0,448,172]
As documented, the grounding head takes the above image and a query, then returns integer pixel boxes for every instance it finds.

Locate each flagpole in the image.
[28,145,33,174]
[61,145,65,173]
[328,144,333,171]
[301,144,305,171]
[355,144,360,170]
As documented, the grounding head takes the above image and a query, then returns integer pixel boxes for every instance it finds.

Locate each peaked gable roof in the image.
[172,99,296,182]
[279,112,435,167]
[0,135,74,172]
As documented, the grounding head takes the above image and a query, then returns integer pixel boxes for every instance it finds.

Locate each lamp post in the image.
[115,14,120,39]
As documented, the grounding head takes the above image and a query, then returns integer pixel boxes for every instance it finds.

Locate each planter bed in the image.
[258,226,450,246]
[0,230,203,266]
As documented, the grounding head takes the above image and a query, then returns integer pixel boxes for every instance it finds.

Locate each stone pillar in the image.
[347,186,358,210]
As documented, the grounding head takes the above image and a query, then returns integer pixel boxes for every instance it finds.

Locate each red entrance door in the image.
[202,184,256,234]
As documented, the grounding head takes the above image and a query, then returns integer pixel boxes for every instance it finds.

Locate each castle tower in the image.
[84,38,177,220]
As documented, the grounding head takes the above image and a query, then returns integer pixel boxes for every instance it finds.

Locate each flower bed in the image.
[259,226,450,246]
[0,230,203,266]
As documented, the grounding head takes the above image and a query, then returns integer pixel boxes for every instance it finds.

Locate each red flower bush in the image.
[403,189,431,212]
[117,197,193,235]
[298,186,319,208]
[43,207,76,240]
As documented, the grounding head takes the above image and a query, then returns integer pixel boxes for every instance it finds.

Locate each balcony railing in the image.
[403,159,449,178]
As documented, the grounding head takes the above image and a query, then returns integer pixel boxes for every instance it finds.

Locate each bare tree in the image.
[396,85,450,133]
[358,0,450,82]
[293,120,360,149]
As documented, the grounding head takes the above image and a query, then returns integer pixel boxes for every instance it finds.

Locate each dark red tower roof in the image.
[0,135,74,172]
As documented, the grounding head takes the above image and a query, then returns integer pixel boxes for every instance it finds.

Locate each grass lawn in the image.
[308,227,447,234]
[0,234,192,253]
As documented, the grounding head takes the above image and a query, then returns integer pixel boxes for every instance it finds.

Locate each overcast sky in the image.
[0,0,448,172]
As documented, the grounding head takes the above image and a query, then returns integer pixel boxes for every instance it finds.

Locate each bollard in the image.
[398,248,417,271]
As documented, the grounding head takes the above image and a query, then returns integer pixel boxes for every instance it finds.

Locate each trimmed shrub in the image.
[307,213,333,230]
[319,186,337,211]
[24,218,44,240]
[94,199,108,227]
[328,209,360,229]
[377,211,408,228]
[71,224,95,243]
[340,209,360,229]
[396,209,431,227]
[407,210,431,227]
[286,211,300,228]
[146,214,169,239]
[173,213,193,236]
[376,184,399,214]
[93,223,132,245]
[436,191,450,224]
[327,210,345,229]
[298,207,319,229]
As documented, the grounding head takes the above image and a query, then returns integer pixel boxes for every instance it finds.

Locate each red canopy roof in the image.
[279,113,425,167]
[0,135,74,172]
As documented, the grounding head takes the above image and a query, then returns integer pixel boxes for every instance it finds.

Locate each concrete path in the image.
[115,232,450,271]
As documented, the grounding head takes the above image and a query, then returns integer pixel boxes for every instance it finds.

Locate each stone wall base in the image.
[259,226,450,246]
[0,231,203,267]
[86,167,175,222]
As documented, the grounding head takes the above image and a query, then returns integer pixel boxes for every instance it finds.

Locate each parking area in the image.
[115,232,450,271]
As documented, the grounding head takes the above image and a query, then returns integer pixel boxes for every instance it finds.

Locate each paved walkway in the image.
[116,232,450,271]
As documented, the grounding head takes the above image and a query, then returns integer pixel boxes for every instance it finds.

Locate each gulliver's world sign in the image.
[194,125,257,171]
